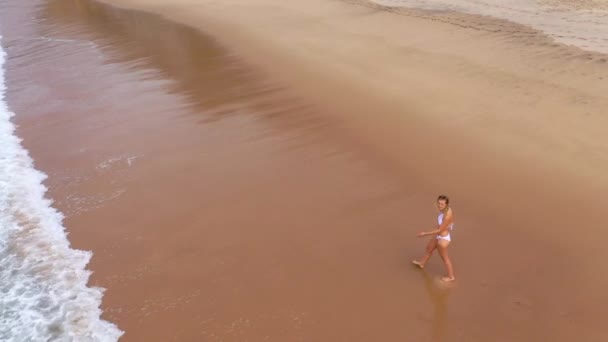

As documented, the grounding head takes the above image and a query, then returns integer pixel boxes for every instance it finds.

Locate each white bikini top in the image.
[438,212,454,230]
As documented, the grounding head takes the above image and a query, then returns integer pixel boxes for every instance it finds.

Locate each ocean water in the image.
[372,0,608,54]
[0,35,123,341]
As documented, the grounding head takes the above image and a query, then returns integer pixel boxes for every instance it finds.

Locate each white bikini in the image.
[436,212,454,242]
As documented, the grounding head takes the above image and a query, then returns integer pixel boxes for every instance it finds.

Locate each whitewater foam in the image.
[0,36,123,341]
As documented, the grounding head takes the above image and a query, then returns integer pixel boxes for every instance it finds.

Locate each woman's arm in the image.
[417,227,441,237]
[417,211,452,237]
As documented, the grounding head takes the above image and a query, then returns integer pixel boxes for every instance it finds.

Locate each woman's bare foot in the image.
[441,276,455,282]
[412,260,424,269]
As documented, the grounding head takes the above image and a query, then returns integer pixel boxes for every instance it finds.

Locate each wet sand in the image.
[2,0,608,341]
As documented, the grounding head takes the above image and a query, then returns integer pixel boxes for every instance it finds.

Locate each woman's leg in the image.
[412,237,437,268]
[437,240,455,281]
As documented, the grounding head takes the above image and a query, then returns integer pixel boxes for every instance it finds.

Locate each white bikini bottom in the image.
[436,233,451,242]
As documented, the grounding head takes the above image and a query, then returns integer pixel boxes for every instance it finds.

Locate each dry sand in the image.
[3,0,608,340]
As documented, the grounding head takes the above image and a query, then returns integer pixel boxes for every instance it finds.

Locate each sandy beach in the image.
[1,0,608,340]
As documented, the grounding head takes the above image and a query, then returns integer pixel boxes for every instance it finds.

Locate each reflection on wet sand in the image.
[419,269,451,342]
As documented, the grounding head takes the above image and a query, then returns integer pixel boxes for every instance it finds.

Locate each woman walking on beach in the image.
[412,195,456,282]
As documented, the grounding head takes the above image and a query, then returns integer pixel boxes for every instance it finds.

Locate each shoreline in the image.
[367,0,608,55]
